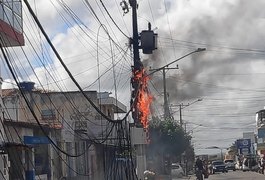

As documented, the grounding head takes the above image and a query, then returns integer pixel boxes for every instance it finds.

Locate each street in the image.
[175,171,265,180]
[205,171,265,180]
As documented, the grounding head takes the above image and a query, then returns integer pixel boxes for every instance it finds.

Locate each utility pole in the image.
[179,104,183,127]
[126,0,157,179]
[149,67,178,120]
[177,98,203,128]
[129,0,142,127]
[147,48,205,121]
[130,0,142,71]
[163,68,170,120]
[179,103,191,128]
[177,100,202,175]
[129,1,145,179]
[179,104,187,175]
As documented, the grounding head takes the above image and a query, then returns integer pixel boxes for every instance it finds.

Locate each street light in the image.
[186,123,203,135]
[147,48,206,121]
[147,48,206,76]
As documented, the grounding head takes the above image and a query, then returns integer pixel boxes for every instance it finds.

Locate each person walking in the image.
[203,160,209,178]
[195,157,204,180]
[261,156,265,174]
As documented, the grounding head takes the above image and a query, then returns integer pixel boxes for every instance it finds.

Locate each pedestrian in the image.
[203,160,209,178]
[261,156,265,174]
[248,158,252,170]
[195,157,204,180]
[208,161,213,174]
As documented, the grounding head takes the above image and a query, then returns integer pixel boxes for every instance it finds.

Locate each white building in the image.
[2,82,127,180]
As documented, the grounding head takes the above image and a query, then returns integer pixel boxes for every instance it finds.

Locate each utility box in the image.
[131,127,147,145]
[140,30,157,54]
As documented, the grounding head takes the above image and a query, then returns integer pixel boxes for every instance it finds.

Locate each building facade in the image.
[0,1,25,179]
[0,0,24,46]
[2,82,127,180]
[256,109,265,156]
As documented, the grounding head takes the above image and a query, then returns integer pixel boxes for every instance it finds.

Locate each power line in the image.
[23,0,127,124]
[100,0,129,38]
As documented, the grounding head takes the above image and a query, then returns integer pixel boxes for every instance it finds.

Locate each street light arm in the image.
[147,48,206,76]
[184,98,203,108]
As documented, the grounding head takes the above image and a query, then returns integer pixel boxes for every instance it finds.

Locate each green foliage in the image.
[147,117,191,157]
[227,142,237,155]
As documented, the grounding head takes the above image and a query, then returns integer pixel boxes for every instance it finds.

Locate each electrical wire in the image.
[99,0,129,38]
[23,0,127,124]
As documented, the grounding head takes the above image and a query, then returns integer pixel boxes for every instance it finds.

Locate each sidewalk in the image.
[155,175,196,180]
[177,175,196,180]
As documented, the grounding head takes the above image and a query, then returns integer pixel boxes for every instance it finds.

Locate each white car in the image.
[171,163,184,178]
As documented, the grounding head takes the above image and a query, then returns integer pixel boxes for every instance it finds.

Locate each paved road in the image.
[174,171,265,180]
[206,171,265,180]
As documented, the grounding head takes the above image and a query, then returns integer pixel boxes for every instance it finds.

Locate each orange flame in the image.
[134,68,152,129]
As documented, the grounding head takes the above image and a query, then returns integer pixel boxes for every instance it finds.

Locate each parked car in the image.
[224,159,236,171]
[171,163,184,178]
[211,160,228,174]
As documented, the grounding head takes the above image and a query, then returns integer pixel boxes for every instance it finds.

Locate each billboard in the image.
[236,139,251,149]
[243,132,255,142]
[258,128,265,138]
[236,139,251,155]
[24,136,51,145]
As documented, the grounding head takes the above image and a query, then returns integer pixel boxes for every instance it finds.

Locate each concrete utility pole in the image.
[124,0,156,178]
[179,104,189,128]
[128,0,145,179]
[147,48,205,121]
[129,0,145,128]
[177,99,203,127]
[149,67,178,120]
[177,100,202,176]
[179,104,183,127]
[130,0,142,71]
[127,0,157,177]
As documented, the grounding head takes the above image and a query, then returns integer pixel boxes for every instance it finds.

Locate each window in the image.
[0,0,22,33]
[41,109,56,120]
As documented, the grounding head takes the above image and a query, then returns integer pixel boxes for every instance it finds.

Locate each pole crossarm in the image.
[171,98,203,108]
[149,67,178,72]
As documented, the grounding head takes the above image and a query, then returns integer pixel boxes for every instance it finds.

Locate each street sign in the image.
[236,139,251,154]
[236,139,251,149]
[24,136,51,145]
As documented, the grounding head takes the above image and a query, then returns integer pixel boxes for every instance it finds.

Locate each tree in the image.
[146,117,192,174]
[227,142,237,156]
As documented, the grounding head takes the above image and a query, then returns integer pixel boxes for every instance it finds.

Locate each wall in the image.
[3,89,125,179]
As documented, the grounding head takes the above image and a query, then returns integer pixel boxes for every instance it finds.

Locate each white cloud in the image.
[2,0,265,155]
